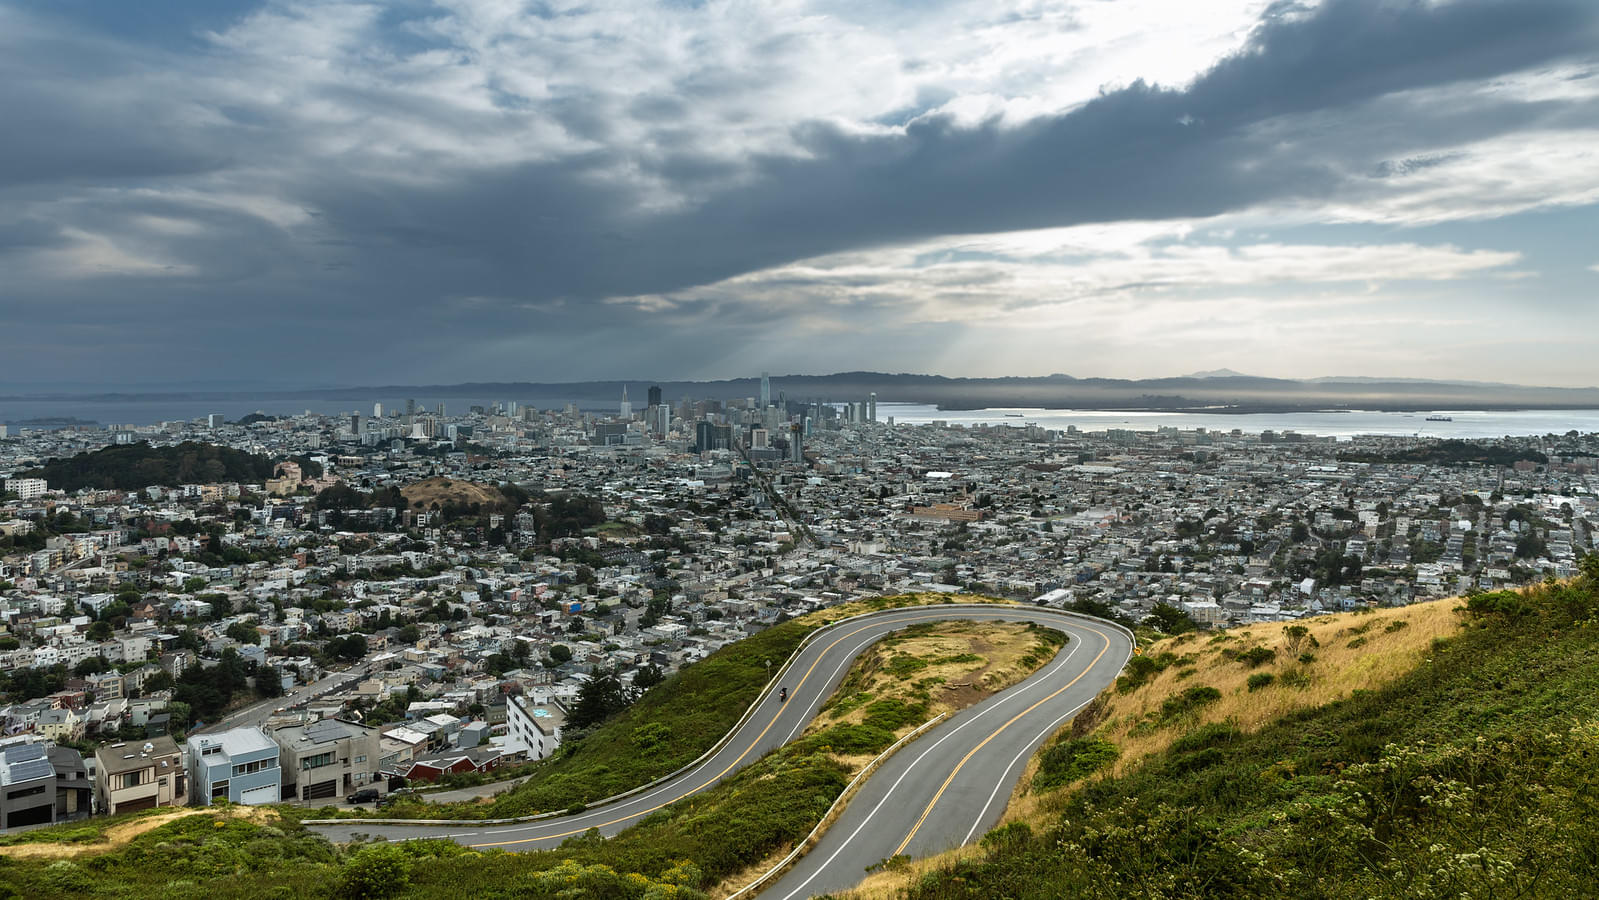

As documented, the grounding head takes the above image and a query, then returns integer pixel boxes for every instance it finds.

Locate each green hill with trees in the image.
[20,441,320,491]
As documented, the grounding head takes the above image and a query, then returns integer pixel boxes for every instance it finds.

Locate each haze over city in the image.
[4,0,1598,389]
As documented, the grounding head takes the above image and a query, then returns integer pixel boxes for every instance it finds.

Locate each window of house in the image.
[231,759,271,776]
[301,752,334,770]
[353,755,366,764]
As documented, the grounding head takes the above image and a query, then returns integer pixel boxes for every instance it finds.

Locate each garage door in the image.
[305,779,338,801]
[5,804,52,829]
[240,784,279,805]
[117,795,158,814]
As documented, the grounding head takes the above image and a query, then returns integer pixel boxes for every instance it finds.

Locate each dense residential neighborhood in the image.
[2,392,1596,829]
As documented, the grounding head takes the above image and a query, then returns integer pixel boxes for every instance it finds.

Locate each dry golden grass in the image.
[810,621,1054,735]
[845,844,990,900]
[0,806,278,859]
[833,597,1469,900]
[399,476,504,511]
[1102,599,1464,773]
[795,593,1017,630]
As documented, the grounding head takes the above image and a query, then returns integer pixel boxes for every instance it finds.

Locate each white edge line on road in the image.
[958,639,1110,846]
[960,636,1134,847]
[772,630,1087,900]
[314,607,1132,853]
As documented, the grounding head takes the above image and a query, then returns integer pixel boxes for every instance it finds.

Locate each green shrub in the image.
[1117,652,1179,692]
[1168,722,1241,754]
[1238,646,1277,667]
[1247,672,1276,691]
[336,843,412,899]
[1157,685,1222,724]
[1033,738,1119,792]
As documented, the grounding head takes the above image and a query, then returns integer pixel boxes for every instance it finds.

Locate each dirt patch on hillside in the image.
[400,477,505,511]
[0,806,277,860]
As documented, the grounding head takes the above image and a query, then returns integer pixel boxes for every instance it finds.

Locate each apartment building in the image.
[94,736,187,815]
[272,719,382,802]
[504,694,565,761]
[185,727,281,806]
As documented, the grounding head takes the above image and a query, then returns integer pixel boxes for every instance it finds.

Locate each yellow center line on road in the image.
[890,625,1113,857]
[470,609,965,848]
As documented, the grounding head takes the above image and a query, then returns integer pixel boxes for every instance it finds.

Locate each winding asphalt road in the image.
[306,604,1133,897]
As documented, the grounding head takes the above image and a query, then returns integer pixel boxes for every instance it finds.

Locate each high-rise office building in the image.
[351,414,361,434]
[760,372,771,409]
[751,428,769,449]
[619,386,632,419]
[647,385,662,408]
[695,422,732,453]
[789,423,804,463]
[868,393,877,423]
[373,402,383,418]
[436,403,446,417]
[647,404,670,437]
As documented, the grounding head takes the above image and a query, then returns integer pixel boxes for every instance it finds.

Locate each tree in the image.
[334,634,369,660]
[226,622,260,645]
[634,663,666,691]
[1143,602,1198,636]
[396,624,421,645]
[74,656,110,677]
[202,593,233,620]
[548,644,573,665]
[1516,533,1548,559]
[568,668,636,729]
[255,668,285,699]
[87,620,114,642]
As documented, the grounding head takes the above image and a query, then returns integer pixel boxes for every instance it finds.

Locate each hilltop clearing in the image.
[399,477,506,511]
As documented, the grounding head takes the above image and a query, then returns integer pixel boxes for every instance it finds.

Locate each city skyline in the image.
[4,0,1598,388]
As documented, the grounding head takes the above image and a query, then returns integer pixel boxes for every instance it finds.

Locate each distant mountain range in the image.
[6,372,1599,413]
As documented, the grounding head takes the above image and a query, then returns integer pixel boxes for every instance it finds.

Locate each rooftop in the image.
[96,736,181,775]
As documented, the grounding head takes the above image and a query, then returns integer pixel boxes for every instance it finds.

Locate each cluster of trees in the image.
[1338,439,1548,467]
[20,441,324,491]
[538,493,607,537]
[1290,547,1364,586]
[568,669,638,729]
[165,647,281,727]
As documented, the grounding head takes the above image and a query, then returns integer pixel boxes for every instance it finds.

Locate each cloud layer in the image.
[2,0,1597,386]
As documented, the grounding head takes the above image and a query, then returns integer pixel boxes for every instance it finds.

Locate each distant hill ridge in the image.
[8,372,1599,412]
[20,441,317,491]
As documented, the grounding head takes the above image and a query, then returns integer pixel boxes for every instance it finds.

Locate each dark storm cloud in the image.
[288,0,1599,307]
[3,0,1597,384]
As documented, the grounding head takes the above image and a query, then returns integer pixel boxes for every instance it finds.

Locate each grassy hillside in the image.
[0,600,1050,900]
[398,477,506,512]
[840,559,1599,900]
[325,593,995,822]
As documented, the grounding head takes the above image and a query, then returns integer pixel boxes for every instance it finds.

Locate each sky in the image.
[3,0,1597,390]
